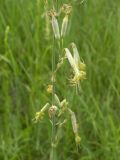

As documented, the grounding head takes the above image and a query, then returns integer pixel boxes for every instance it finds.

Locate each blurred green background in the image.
[0,0,120,159]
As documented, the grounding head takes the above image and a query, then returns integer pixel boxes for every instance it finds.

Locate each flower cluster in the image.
[34,2,87,149]
[33,94,81,145]
[48,4,72,39]
[65,42,86,87]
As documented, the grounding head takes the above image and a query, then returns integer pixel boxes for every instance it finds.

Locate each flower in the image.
[65,43,86,86]
[71,42,86,71]
[33,103,50,123]
[53,94,68,116]
[75,134,81,144]
[47,84,53,93]
[48,10,60,39]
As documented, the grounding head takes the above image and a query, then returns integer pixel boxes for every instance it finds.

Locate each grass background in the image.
[0,0,120,159]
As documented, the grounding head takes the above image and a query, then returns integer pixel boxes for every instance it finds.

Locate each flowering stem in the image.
[50,15,57,158]
[50,1,60,159]
[50,116,56,160]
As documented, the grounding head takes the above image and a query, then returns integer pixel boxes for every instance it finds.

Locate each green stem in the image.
[51,30,56,160]
[50,116,56,160]
[50,1,60,160]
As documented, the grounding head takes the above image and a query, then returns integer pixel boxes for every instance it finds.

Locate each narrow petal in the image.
[71,43,80,67]
[41,103,50,112]
[61,15,68,37]
[54,94,61,107]
[52,16,60,39]
[65,48,79,75]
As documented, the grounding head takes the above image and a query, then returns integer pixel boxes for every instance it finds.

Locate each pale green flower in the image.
[65,44,86,86]
[71,42,86,71]
[33,103,50,123]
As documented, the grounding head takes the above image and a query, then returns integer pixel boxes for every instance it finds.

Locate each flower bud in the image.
[47,85,53,93]
[75,134,81,144]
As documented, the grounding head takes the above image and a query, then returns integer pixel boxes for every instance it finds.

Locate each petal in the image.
[65,48,79,75]
[61,15,68,37]
[51,16,60,39]
[71,43,80,67]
